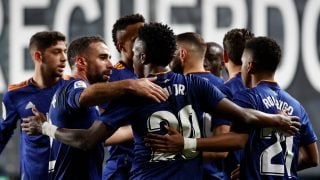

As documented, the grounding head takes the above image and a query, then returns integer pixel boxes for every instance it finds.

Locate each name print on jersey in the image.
[262,96,294,115]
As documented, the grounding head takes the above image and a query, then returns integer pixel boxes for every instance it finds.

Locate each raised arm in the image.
[79,77,168,107]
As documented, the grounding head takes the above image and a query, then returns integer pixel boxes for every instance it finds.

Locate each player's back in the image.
[101,71,226,179]
[233,81,317,179]
[1,78,67,179]
[49,78,104,180]
[189,71,227,180]
[219,72,247,179]
[103,61,137,179]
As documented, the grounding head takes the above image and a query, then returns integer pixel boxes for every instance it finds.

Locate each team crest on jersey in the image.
[74,81,87,89]
[25,101,35,110]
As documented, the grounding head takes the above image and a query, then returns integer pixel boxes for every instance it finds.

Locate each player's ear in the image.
[76,56,87,70]
[140,53,146,64]
[247,61,256,74]
[223,50,229,63]
[34,51,42,62]
[117,42,124,52]
[180,48,187,60]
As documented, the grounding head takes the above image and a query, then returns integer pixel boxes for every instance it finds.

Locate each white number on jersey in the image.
[260,128,294,177]
[147,105,201,161]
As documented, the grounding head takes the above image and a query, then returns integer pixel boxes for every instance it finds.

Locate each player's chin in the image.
[56,71,64,77]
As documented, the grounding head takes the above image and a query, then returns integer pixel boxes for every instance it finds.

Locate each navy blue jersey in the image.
[1,78,66,180]
[99,71,226,179]
[233,81,317,179]
[218,72,246,179]
[188,72,226,180]
[220,73,245,99]
[108,61,137,82]
[49,78,104,180]
[103,61,137,180]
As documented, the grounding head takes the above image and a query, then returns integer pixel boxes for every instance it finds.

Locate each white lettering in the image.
[263,98,271,109]
[53,0,101,74]
[104,0,120,64]
[155,0,196,34]
[0,0,3,35]
[202,0,247,44]
[262,96,293,115]
[9,0,50,84]
[133,0,149,21]
[302,0,320,92]
[252,0,299,89]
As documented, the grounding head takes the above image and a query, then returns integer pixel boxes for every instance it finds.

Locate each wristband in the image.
[183,137,197,150]
[42,122,58,138]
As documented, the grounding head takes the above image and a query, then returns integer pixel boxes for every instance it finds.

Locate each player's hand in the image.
[21,107,47,135]
[144,126,184,153]
[230,164,240,180]
[277,113,301,136]
[129,77,169,103]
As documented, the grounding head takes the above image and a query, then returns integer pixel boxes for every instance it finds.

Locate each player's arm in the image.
[145,125,248,153]
[21,108,115,151]
[202,124,230,163]
[54,121,114,151]
[298,142,319,171]
[79,77,168,107]
[104,125,133,146]
[212,98,301,135]
[0,94,20,153]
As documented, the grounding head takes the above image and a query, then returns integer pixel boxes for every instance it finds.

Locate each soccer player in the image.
[204,42,225,79]
[0,31,67,179]
[220,28,254,179]
[34,36,167,180]
[172,32,228,179]
[22,24,300,179]
[103,13,145,180]
[145,37,318,179]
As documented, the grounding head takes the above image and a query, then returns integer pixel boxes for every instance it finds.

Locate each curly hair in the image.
[29,31,66,53]
[138,22,176,66]
[223,28,254,65]
[67,36,105,66]
[245,37,281,72]
[112,14,145,52]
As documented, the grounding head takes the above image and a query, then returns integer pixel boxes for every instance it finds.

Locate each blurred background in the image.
[0,0,319,179]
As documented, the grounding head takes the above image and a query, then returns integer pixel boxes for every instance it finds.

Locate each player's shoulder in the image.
[67,78,88,90]
[62,75,73,80]
[7,79,30,91]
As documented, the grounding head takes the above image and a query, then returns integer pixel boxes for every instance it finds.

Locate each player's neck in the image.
[183,61,206,75]
[252,73,275,87]
[72,69,89,83]
[32,73,60,89]
[148,65,170,75]
[226,64,241,80]
[120,57,133,69]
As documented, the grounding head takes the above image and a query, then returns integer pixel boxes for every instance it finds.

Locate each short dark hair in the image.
[206,42,223,51]
[245,37,281,72]
[67,36,105,66]
[112,14,145,52]
[29,31,66,53]
[138,22,176,66]
[176,32,207,57]
[223,28,254,65]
